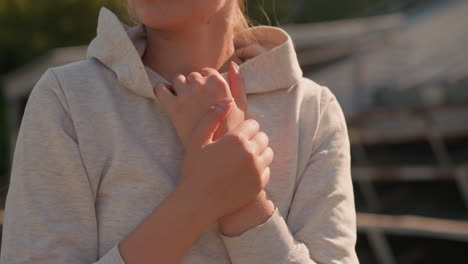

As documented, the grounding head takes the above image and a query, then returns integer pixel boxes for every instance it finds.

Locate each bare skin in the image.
[118,0,275,263]
[138,0,243,80]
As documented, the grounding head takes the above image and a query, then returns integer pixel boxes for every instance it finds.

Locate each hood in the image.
[87,7,303,103]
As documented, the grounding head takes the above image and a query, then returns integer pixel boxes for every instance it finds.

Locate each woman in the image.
[0,0,359,263]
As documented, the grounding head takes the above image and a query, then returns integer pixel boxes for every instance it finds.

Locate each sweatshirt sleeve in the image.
[220,86,359,264]
[0,69,126,264]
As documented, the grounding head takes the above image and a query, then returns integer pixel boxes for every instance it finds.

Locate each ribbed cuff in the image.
[220,206,297,264]
[96,242,127,264]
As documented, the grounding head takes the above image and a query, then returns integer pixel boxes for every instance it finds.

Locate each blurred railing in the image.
[350,100,468,264]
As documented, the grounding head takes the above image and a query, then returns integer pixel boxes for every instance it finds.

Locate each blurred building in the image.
[2,0,468,262]
[284,0,468,115]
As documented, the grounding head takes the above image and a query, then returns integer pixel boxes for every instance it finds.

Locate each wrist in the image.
[218,191,275,237]
[174,184,218,228]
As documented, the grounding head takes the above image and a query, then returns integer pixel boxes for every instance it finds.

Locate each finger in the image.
[227,119,260,141]
[260,167,271,189]
[172,74,186,96]
[186,71,204,86]
[228,61,248,112]
[259,146,274,168]
[200,69,233,98]
[250,131,269,155]
[189,98,233,149]
[236,43,267,61]
[199,67,218,77]
[154,82,177,114]
[204,70,230,92]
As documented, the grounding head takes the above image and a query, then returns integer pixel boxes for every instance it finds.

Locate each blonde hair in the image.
[235,0,258,44]
[235,0,253,33]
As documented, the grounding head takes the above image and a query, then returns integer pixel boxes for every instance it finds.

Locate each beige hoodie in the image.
[0,7,358,264]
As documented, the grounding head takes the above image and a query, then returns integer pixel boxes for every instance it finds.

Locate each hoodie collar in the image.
[87,7,303,103]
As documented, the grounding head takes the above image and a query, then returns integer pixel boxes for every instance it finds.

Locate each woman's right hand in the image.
[178,98,274,222]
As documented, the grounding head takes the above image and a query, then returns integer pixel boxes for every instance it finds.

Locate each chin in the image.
[130,0,227,30]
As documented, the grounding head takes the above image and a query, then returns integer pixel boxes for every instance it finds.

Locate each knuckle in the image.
[253,176,264,192]
[245,149,257,162]
[258,131,268,140]
[242,143,257,162]
[265,147,274,161]
[187,72,198,79]
[232,133,245,145]
[207,74,226,87]
[246,119,260,130]
[261,166,270,178]
[188,74,203,86]
[226,133,245,147]
[174,74,185,84]
[263,167,271,184]
[187,72,197,78]
[201,67,216,75]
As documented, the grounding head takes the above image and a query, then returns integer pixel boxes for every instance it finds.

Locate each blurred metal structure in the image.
[287,0,468,116]
[348,103,468,263]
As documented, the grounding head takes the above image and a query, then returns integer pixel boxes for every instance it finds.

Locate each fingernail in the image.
[215,97,233,111]
[231,61,240,72]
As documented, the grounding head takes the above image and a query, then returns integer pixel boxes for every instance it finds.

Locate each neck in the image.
[142,6,243,83]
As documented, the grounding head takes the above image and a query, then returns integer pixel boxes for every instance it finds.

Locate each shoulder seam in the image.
[310,85,340,154]
[48,68,75,121]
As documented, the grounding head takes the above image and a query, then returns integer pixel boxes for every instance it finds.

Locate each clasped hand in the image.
[153,61,275,229]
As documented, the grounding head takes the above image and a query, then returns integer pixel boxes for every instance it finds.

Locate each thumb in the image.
[189,98,233,149]
[228,61,248,112]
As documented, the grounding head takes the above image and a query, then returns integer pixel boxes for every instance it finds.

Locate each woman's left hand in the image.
[153,61,247,149]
